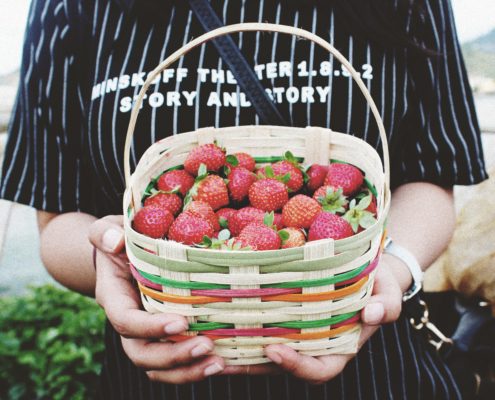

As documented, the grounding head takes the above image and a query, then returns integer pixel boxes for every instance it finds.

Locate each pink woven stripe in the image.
[129,264,162,291]
[191,288,301,298]
[336,255,380,287]
[200,327,298,336]
[330,314,361,329]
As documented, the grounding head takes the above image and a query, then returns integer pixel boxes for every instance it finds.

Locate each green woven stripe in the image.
[137,269,228,289]
[137,261,368,291]
[264,262,368,288]
[189,322,232,331]
[186,246,303,267]
[261,245,367,273]
[188,312,359,331]
[267,311,358,329]
[128,241,227,273]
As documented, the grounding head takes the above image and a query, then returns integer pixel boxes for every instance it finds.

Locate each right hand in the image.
[89,215,225,383]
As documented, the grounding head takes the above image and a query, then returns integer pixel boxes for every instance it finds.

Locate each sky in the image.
[0,0,494,76]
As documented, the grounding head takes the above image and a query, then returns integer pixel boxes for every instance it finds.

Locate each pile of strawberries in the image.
[132,143,378,251]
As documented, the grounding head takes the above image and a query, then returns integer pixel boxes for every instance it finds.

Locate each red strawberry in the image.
[133,206,174,239]
[216,207,237,229]
[239,223,281,251]
[248,178,288,212]
[313,186,348,214]
[157,170,194,197]
[229,207,265,236]
[227,152,256,172]
[308,212,354,241]
[184,143,226,176]
[184,201,220,231]
[190,174,229,211]
[324,163,364,196]
[281,227,306,249]
[259,161,304,192]
[306,164,329,192]
[144,193,182,216]
[282,195,322,228]
[366,195,377,215]
[227,167,256,202]
[168,213,214,245]
[273,213,285,230]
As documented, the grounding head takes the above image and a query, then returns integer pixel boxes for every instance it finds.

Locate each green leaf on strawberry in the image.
[278,229,290,241]
[343,194,377,233]
[226,155,239,167]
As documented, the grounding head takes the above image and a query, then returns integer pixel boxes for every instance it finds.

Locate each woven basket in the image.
[123,23,391,366]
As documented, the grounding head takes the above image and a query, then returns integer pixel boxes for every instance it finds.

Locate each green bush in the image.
[0,285,106,400]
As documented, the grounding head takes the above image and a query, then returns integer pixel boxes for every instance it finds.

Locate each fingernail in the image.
[269,351,283,365]
[164,321,188,335]
[364,303,384,324]
[191,343,212,358]
[102,228,123,252]
[204,362,224,376]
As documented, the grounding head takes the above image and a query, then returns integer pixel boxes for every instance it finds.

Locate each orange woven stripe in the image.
[279,322,359,340]
[262,276,368,302]
[139,283,227,304]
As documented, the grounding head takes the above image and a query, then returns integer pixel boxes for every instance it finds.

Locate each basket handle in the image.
[124,23,390,190]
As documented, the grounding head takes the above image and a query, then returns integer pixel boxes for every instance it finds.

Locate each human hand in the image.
[223,260,404,384]
[89,216,225,383]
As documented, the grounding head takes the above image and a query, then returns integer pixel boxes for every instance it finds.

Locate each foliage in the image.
[0,285,106,400]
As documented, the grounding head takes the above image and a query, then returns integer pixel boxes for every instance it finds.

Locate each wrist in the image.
[381,253,413,294]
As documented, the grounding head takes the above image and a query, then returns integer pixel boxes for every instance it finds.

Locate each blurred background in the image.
[0,0,494,294]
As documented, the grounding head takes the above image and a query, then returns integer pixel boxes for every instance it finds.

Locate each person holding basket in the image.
[1,0,487,399]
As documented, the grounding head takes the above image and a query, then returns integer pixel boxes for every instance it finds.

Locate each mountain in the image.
[462,29,495,82]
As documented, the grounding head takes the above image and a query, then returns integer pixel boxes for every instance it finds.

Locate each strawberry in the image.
[324,163,364,196]
[229,207,265,236]
[187,166,229,210]
[273,213,285,230]
[216,207,237,229]
[239,223,281,251]
[227,167,257,202]
[184,143,226,176]
[313,186,348,214]
[144,193,182,216]
[280,227,306,249]
[308,212,354,241]
[202,232,254,251]
[168,213,215,245]
[306,164,329,192]
[343,194,377,233]
[226,152,256,172]
[133,206,174,239]
[248,178,288,212]
[157,170,194,197]
[184,201,220,231]
[282,195,322,228]
[259,155,304,192]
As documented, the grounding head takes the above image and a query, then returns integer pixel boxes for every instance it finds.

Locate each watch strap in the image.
[384,237,423,302]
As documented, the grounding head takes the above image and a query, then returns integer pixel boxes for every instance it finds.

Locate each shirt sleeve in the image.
[0,0,93,213]
[391,0,488,188]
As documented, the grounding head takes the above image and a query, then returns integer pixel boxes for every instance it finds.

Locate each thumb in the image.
[89,215,125,254]
[362,265,403,326]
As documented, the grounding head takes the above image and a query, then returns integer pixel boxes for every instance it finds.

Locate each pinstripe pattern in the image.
[0,0,486,398]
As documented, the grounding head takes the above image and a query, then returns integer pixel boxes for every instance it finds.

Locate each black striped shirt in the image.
[0,0,487,398]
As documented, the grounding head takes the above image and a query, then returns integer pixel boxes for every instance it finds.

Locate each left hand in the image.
[222,260,404,384]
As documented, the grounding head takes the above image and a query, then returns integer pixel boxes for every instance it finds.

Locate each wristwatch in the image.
[383,237,423,302]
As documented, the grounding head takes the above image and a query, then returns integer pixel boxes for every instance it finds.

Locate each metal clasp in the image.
[409,299,454,352]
